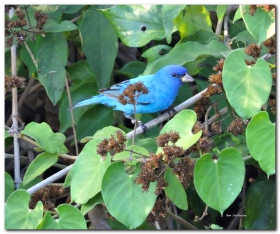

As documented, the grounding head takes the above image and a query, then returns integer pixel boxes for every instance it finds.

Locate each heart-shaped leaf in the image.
[5,190,43,229]
[246,111,275,177]
[157,110,202,152]
[70,139,111,204]
[223,49,272,119]
[194,148,245,214]
[102,162,157,229]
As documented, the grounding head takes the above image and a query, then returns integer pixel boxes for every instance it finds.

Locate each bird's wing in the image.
[99,78,156,105]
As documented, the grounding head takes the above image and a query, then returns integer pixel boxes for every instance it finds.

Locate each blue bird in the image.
[72,65,194,120]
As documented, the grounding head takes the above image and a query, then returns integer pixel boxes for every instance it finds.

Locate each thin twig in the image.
[199,205,209,221]
[9,7,22,189]
[23,41,38,69]
[166,209,197,230]
[239,177,246,229]
[204,105,212,133]
[65,74,79,156]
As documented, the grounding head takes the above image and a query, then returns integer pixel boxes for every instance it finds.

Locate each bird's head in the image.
[157,65,194,83]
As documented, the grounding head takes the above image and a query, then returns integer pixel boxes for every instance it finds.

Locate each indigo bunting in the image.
[72,65,194,118]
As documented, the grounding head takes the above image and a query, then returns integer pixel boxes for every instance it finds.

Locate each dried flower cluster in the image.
[117,82,149,105]
[5,76,26,92]
[97,130,126,156]
[34,10,48,30]
[245,44,262,59]
[29,185,65,212]
[263,35,276,55]
[269,98,276,114]
[202,58,225,98]
[194,97,210,120]
[227,118,248,136]
[5,6,49,47]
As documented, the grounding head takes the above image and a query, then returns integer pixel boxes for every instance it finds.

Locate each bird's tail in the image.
[70,95,102,109]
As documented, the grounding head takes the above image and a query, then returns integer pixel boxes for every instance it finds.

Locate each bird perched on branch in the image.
[71,65,194,123]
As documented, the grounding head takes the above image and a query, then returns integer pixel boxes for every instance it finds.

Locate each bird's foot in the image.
[165,107,177,117]
[126,116,148,134]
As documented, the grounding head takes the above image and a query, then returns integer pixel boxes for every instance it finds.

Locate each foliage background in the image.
[5,4,275,230]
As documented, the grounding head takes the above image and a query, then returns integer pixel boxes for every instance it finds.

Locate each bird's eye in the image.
[172,73,177,77]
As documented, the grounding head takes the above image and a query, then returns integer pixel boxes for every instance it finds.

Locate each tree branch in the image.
[166,209,198,230]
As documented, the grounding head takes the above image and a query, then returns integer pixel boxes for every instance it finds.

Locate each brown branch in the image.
[166,209,198,230]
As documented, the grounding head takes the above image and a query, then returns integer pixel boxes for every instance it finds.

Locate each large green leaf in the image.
[37,204,87,229]
[246,111,275,177]
[80,6,118,89]
[161,5,186,43]
[216,5,228,21]
[174,5,212,38]
[194,148,245,214]
[223,49,272,119]
[21,122,68,154]
[144,40,228,75]
[157,110,202,152]
[102,162,157,229]
[43,19,78,32]
[101,5,182,47]
[5,172,14,201]
[70,139,111,204]
[5,190,43,229]
[36,33,68,105]
[23,152,58,185]
[81,193,103,216]
[240,5,275,44]
[164,167,188,210]
[243,180,276,229]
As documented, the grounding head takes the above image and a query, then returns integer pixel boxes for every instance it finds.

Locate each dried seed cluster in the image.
[249,5,275,17]
[117,82,149,105]
[5,6,49,47]
[227,118,248,136]
[194,97,210,120]
[263,35,276,55]
[202,58,225,98]
[97,130,126,156]
[5,76,26,92]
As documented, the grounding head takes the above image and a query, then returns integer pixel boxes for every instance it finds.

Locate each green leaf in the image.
[80,6,118,89]
[233,6,242,23]
[158,110,202,152]
[142,45,173,64]
[164,167,188,210]
[36,33,68,105]
[101,5,166,47]
[93,126,127,141]
[144,40,228,75]
[117,61,147,78]
[5,172,14,201]
[174,5,212,38]
[43,19,78,32]
[76,105,114,142]
[244,180,276,229]
[37,204,87,229]
[59,82,97,133]
[240,5,275,44]
[194,148,245,214]
[161,5,185,43]
[246,111,275,177]
[5,190,43,229]
[222,49,272,119]
[216,5,228,21]
[81,193,103,215]
[21,122,68,154]
[21,37,41,77]
[23,152,58,185]
[113,145,149,165]
[70,139,111,204]
[58,5,85,14]
[102,162,157,229]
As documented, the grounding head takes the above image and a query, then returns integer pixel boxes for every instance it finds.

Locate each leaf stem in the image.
[165,209,198,230]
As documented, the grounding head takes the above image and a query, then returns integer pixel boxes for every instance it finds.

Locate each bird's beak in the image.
[181,73,194,82]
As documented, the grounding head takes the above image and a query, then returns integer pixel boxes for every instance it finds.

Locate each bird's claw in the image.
[166,107,177,117]
[139,122,148,134]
